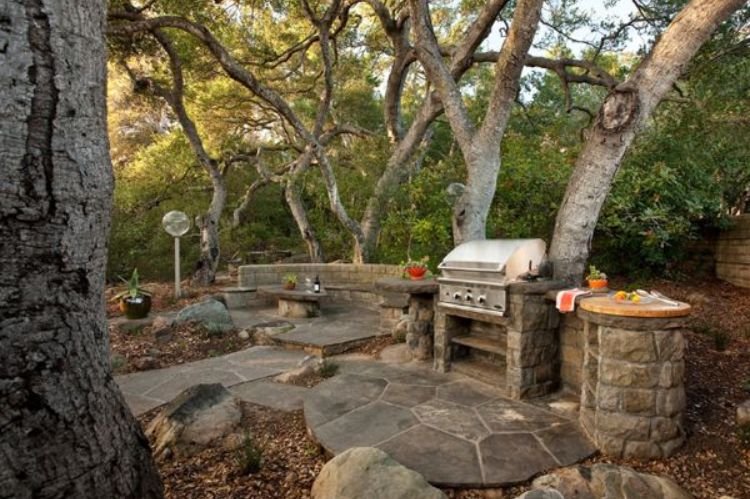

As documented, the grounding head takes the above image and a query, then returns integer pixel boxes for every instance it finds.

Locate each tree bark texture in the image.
[285,154,324,262]
[0,1,163,498]
[549,0,747,282]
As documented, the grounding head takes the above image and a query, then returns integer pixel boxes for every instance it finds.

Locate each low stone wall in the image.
[578,309,687,459]
[238,264,402,308]
[717,214,750,288]
[560,313,585,393]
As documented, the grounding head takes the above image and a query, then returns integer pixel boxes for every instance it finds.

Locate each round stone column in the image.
[577,297,690,459]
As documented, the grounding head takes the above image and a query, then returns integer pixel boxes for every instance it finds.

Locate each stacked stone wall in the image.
[560,314,585,392]
[239,263,402,288]
[506,288,561,399]
[579,311,687,459]
[717,214,750,287]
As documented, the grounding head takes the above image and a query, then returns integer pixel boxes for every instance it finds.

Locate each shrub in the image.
[318,360,339,378]
[234,432,263,475]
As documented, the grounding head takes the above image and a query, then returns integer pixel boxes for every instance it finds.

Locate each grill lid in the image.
[439,239,546,280]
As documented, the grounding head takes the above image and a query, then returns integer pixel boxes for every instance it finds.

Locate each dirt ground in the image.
[123,276,750,498]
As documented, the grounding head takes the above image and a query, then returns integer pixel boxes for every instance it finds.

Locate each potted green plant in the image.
[112,269,152,319]
[282,273,297,290]
[403,256,430,281]
[585,265,608,292]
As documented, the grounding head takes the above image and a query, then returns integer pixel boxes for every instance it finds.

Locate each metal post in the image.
[174,236,181,299]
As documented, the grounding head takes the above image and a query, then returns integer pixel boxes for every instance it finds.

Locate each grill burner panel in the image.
[438,239,546,316]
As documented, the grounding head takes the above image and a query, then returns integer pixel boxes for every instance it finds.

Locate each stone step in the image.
[451,335,506,356]
[451,358,507,391]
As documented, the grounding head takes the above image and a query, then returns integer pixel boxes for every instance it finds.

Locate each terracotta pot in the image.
[283,282,296,290]
[406,267,427,280]
[120,295,151,320]
[587,279,608,290]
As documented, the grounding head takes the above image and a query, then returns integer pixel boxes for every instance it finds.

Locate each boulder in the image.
[393,318,409,342]
[238,329,251,340]
[311,447,446,499]
[528,464,691,499]
[737,399,750,427]
[251,320,295,345]
[146,383,242,459]
[173,299,234,334]
[133,356,159,371]
[276,356,323,384]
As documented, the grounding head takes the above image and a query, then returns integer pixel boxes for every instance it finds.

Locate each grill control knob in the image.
[453,292,462,300]
[465,294,472,302]
[477,295,486,304]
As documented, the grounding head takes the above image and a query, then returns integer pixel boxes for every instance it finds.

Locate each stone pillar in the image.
[375,278,439,362]
[433,310,469,372]
[378,292,409,338]
[579,310,687,459]
[505,284,562,399]
[406,295,436,361]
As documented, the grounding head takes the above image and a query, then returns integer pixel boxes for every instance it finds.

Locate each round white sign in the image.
[162,210,190,237]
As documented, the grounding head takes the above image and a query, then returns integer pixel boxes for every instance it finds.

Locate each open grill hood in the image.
[438,239,547,316]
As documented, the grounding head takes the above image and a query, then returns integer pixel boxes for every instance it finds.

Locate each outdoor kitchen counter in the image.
[579,295,691,317]
[576,297,691,460]
[376,278,439,361]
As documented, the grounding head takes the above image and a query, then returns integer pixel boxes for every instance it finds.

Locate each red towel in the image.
[556,288,590,313]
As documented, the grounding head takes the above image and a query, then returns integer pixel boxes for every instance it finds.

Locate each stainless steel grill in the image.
[437,239,547,317]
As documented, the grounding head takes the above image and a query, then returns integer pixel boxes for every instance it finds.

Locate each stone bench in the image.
[257,285,328,318]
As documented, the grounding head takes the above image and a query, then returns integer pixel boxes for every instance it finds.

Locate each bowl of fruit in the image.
[612,290,654,305]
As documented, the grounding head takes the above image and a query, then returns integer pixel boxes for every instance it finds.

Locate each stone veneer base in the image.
[578,308,688,459]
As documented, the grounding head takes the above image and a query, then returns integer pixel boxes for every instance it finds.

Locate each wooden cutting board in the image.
[579,295,691,318]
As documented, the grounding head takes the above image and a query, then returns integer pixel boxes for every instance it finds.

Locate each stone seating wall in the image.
[238,263,403,308]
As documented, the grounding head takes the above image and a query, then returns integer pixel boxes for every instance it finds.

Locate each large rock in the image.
[251,320,295,345]
[275,356,323,384]
[311,447,446,499]
[146,383,242,459]
[173,299,234,334]
[527,464,692,499]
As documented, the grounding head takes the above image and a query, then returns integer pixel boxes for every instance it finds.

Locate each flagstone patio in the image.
[305,359,596,488]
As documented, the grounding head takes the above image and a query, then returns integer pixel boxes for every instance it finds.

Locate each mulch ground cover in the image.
[139,403,326,499]
[127,276,750,498]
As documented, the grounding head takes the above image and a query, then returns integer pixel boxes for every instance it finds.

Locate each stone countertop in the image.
[257,285,328,302]
[375,277,439,295]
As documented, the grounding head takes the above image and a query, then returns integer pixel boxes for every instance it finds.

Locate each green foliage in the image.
[318,360,339,379]
[106,0,750,280]
[234,432,263,475]
[112,268,151,301]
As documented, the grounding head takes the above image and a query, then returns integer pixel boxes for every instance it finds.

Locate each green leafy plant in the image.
[283,273,297,285]
[234,432,263,475]
[318,360,339,378]
[402,255,430,271]
[111,268,151,301]
[712,329,730,351]
[585,265,607,281]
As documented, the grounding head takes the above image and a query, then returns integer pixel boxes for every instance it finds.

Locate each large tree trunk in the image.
[285,173,324,263]
[0,1,163,497]
[410,0,543,245]
[193,170,226,286]
[549,0,747,282]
